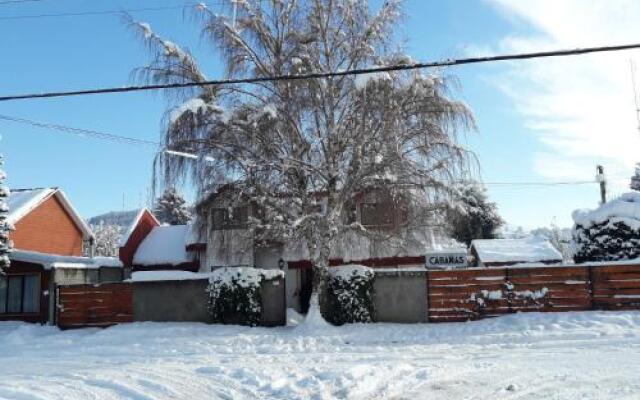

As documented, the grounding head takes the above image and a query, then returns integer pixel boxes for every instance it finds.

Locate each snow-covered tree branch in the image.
[130,0,476,318]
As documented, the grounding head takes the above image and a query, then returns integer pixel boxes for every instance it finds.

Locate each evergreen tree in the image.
[631,163,640,191]
[153,188,192,225]
[447,183,503,246]
[0,155,12,272]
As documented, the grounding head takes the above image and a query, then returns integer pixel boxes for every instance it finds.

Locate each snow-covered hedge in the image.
[206,267,284,326]
[321,265,375,326]
[572,193,640,263]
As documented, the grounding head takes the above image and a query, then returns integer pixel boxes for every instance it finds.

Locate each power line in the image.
[0,0,44,5]
[0,2,225,20]
[0,114,160,147]
[0,113,605,187]
[3,43,640,102]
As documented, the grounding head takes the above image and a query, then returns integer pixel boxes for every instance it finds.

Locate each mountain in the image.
[87,209,140,229]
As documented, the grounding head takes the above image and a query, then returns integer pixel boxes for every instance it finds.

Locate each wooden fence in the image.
[427,264,640,322]
[57,283,133,329]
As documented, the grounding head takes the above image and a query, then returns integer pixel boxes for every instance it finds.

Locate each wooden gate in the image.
[57,282,133,329]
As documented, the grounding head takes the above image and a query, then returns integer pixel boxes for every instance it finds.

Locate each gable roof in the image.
[7,188,94,240]
[132,224,194,266]
[119,208,160,247]
[471,237,562,264]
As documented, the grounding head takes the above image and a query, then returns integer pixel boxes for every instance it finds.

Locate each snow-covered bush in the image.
[572,193,640,263]
[321,265,375,326]
[206,267,284,326]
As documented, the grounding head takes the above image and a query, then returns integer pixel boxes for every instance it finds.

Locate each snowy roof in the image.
[572,192,640,230]
[132,224,194,266]
[7,188,56,224]
[10,249,122,270]
[471,237,562,264]
[119,208,160,247]
[7,188,93,239]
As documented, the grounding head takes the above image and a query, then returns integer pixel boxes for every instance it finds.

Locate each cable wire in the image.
[2,43,640,102]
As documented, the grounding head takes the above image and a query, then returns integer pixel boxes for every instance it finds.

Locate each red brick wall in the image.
[119,210,160,267]
[12,195,84,256]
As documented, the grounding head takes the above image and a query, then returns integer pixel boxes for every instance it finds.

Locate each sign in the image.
[425,250,468,269]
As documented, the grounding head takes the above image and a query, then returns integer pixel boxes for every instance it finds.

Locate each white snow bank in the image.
[472,237,562,264]
[10,249,122,270]
[130,271,211,282]
[133,225,194,266]
[2,311,640,399]
[573,192,640,230]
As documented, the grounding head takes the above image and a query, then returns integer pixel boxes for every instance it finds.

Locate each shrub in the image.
[322,265,375,325]
[206,267,283,326]
[572,193,640,263]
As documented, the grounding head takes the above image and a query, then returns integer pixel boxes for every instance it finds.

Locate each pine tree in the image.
[631,163,640,191]
[91,222,121,257]
[447,183,503,246]
[0,154,12,272]
[153,188,192,225]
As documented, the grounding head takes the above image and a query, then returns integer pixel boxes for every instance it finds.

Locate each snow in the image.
[210,266,284,287]
[573,192,640,229]
[130,271,211,282]
[133,225,193,266]
[328,264,373,280]
[2,311,640,398]
[9,249,122,270]
[170,98,209,124]
[354,68,392,90]
[472,237,562,264]
[6,188,55,224]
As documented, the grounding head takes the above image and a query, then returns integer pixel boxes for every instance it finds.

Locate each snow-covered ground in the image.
[2,311,640,399]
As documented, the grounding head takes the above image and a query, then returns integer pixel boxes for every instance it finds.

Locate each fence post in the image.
[505,267,513,314]
[425,269,430,322]
[588,265,595,310]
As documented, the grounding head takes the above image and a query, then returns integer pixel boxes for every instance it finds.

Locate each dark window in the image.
[212,207,248,230]
[360,202,394,227]
[0,274,40,314]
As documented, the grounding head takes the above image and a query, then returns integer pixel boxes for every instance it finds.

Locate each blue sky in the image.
[1,0,638,229]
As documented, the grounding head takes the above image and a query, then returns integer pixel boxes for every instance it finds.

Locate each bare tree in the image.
[129,0,475,317]
[91,222,122,257]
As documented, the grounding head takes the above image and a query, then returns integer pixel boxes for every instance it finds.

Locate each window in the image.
[212,207,248,230]
[0,274,40,315]
[360,202,394,227]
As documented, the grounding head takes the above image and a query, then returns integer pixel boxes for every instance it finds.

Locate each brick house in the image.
[1,188,121,324]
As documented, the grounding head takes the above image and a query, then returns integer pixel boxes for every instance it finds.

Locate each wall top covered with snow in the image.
[471,237,562,264]
[10,249,122,270]
[329,264,374,280]
[572,192,640,230]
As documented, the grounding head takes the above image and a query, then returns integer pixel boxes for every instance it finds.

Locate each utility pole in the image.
[596,165,607,204]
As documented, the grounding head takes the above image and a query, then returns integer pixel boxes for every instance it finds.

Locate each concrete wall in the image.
[133,279,210,323]
[132,276,287,326]
[373,270,428,323]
